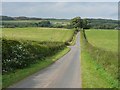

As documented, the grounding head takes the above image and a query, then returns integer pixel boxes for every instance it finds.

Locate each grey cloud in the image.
[2,2,118,19]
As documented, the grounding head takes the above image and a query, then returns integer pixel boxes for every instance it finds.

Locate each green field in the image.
[85,29,118,52]
[81,29,118,88]
[2,27,74,42]
[2,19,70,25]
[2,19,70,23]
[2,27,75,88]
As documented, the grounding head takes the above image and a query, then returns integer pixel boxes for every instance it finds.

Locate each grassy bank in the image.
[80,30,118,88]
[81,50,118,88]
[0,75,2,90]
[3,47,70,88]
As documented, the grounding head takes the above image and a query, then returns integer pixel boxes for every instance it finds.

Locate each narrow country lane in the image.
[9,32,81,88]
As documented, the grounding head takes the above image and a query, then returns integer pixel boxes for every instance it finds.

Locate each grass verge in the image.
[81,50,118,88]
[0,75,2,90]
[80,31,118,88]
[2,47,70,88]
[69,32,77,46]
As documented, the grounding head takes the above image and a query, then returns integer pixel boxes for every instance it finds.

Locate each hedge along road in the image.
[9,32,81,88]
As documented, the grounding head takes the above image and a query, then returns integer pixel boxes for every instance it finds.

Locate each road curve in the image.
[9,32,81,88]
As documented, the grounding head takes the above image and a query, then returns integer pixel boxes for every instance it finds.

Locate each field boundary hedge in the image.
[2,39,67,74]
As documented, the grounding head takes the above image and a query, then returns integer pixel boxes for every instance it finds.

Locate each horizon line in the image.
[1,15,118,20]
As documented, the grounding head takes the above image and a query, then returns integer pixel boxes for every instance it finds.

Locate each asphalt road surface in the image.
[9,32,81,88]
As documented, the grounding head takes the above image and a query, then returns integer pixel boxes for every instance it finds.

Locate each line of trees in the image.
[1,16,42,20]
[70,17,88,41]
[2,21,52,28]
[87,18,118,29]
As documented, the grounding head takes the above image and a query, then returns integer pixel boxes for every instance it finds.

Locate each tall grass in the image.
[81,30,119,88]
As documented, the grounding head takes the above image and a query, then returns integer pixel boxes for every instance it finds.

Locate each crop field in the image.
[2,27,74,42]
[85,29,118,52]
[81,29,118,88]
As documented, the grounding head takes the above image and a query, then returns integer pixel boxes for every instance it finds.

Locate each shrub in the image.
[2,39,65,74]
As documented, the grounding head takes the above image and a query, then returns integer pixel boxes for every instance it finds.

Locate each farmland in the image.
[1,16,119,88]
[2,28,74,42]
[2,16,118,29]
[2,27,75,88]
[1,1,119,88]
[81,29,118,88]
[85,29,118,52]
[2,19,70,28]
[2,19,69,23]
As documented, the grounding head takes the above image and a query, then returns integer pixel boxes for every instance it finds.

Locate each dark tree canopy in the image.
[38,20,51,27]
[70,17,90,29]
[70,17,88,41]
[70,17,83,29]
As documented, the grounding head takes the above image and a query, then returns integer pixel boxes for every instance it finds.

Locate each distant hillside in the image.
[0,16,118,29]
[0,16,42,20]
[0,16,68,21]
[86,18,118,29]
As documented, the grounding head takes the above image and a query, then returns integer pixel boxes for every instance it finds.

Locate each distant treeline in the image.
[1,16,42,20]
[87,18,118,29]
[2,20,53,28]
[0,16,67,21]
[1,16,118,29]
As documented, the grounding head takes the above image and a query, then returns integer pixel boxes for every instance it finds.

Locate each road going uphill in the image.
[10,32,81,88]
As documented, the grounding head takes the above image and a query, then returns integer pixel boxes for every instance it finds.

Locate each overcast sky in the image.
[2,0,120,2]
[2,2,118,20]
